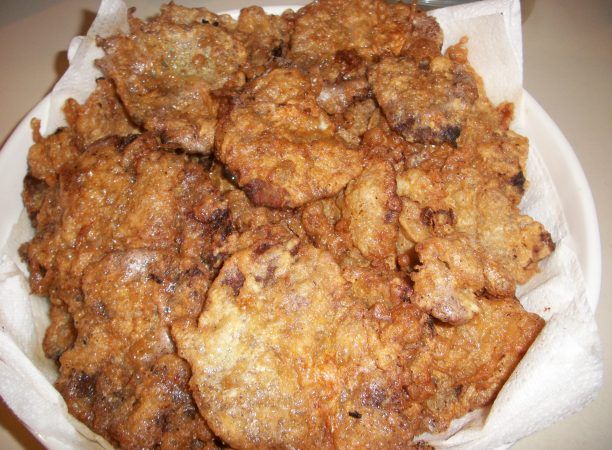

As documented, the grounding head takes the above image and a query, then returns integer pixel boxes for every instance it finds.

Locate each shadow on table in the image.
[0,398,45,450]
[1,8,97,149]
[53,9,97,82]
[521,0,534,23]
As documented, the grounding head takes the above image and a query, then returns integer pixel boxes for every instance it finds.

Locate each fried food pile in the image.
[19,1,554,449]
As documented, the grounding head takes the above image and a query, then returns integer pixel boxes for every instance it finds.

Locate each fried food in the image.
[19,1,557,448]
[411,234,514,324]
[215,68,363,208]
[210,186,301,263]
[335,99,379,147]
[301,195,367,267]
[409,295,544,433]
[234,6,294,77]
[25,119,79,189]
[64,78,140,148]
[175,240,542,448]
[341,158,400,267]
[292,0,407,64]
[97,5,247,154]
[174,239,432,449]
[395,116,554,285]
[291,0,442,117]
[174,240,348,448]
[369,53,479,146]
[383,39,554,288]
[20,133,235,448]
[290,0,441,71]
[56,250,214,449]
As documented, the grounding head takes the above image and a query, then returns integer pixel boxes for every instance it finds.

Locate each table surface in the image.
[0,0,610,448]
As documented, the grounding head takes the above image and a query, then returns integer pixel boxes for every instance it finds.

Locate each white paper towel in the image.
[430,0,523,106]
[0,0,602,449]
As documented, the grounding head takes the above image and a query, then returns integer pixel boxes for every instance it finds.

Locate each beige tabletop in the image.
[0,0,610,448]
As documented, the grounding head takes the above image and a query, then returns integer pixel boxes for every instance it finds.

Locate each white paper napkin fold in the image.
[0,1,602,448]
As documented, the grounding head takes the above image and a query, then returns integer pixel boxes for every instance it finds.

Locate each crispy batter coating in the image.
[459,103,529,205]
[64,78,140,148]
[175,240,347,448]
[291,0,441,117]
[152,3,237,27]
[369,53,479,146]
[411,234,514,324]
[342,158,400,267]
[396,142,553,285]
[20,133,232,448]
[25,119,80,188]
[21,134,216,312]
[21,121,78,301]
[175,240,542,448]
[301,196,364,267]
[291,0,441,68]
[336,99,379,148]
[216,68,363,208]
[44,303,77,362]
[97,6,247,154]
[342,264,412,309]
[300,158,401,269]
[174,240,434,449]
[408,296,544,433]
[56,250,214,449]
[211,187,301,264]
[388,53,554,287]
[234,6,294,78]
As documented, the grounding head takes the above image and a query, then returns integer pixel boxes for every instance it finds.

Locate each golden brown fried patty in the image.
[290,0,441,68]
[410,296,544,433]
[97,6,247,154]
[369,54,479,146]
[395,130,553,286]
[174,240,433,449]
[57,250,214,449]
[215,68,363,208]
